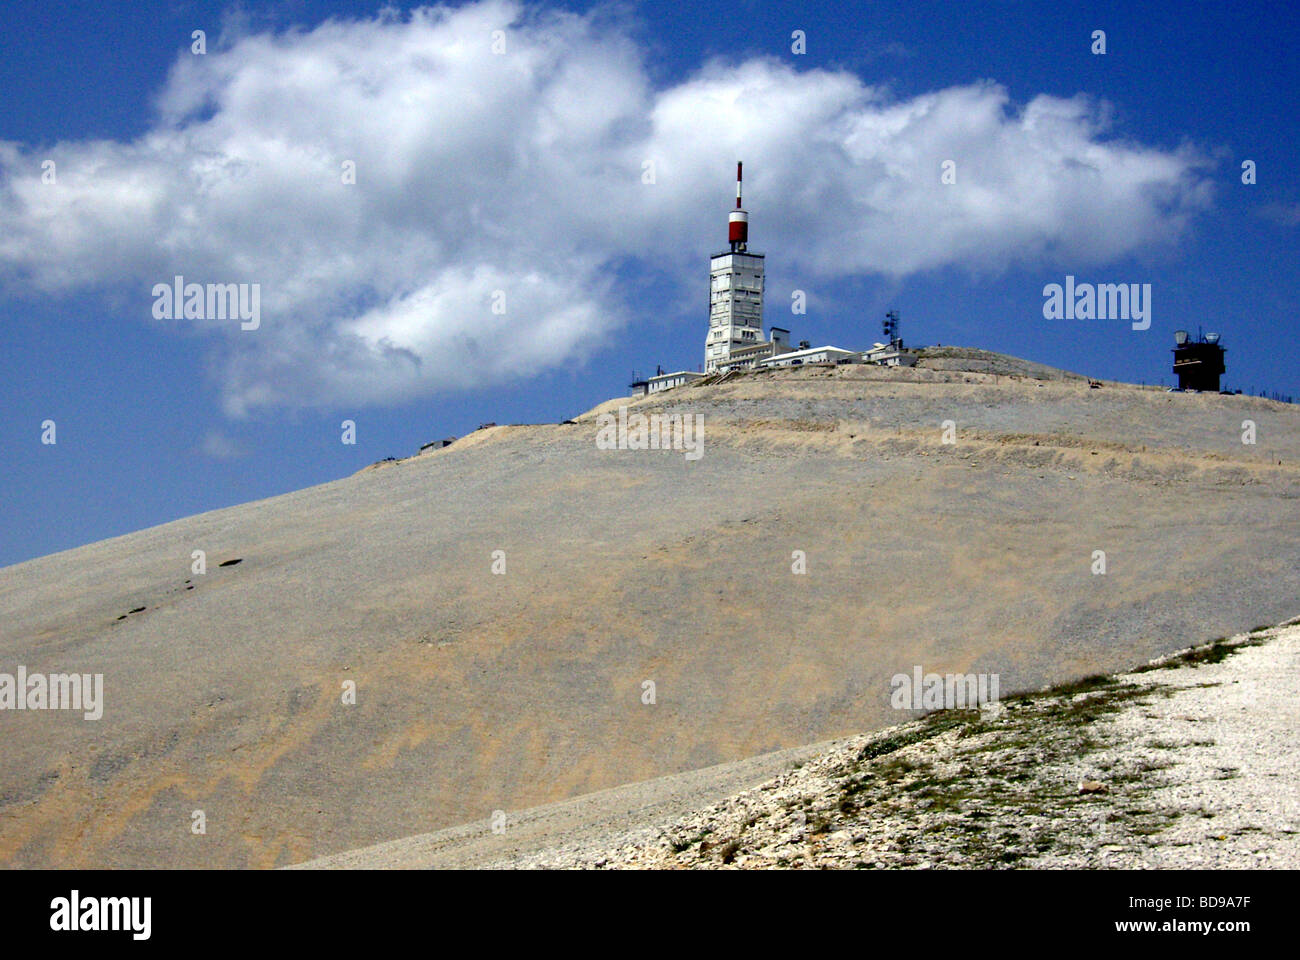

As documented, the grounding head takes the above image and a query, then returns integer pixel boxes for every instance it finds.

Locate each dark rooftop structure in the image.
[1172,329,1226,392]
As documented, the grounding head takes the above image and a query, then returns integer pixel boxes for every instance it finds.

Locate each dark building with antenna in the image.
[1171,329,1226,392]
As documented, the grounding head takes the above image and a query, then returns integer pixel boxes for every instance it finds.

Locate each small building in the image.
[712,326,794,374]
[714,340,777,373]
[647,370,704,393]
[419,437,456,453]
[760,345,856,368]
[863,341,915,367]
[1171,330,1226,391]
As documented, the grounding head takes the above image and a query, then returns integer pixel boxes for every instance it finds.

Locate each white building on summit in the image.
[630,163,914,398]
[702,162,863,376]
[705,162,766,373]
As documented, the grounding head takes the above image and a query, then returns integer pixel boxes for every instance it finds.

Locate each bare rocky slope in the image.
[2,349,1297,868]
[306,618,1300,869]
[483,619,1300,869]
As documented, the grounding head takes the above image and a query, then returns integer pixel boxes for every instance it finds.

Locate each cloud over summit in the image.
[0,0,1213,414]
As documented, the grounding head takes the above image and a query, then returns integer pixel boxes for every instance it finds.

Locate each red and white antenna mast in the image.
[728,161,748,253]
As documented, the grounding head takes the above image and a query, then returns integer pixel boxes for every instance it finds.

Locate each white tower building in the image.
[705,162,765,372]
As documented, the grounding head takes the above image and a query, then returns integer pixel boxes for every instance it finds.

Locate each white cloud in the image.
[0,1,1214,415]
[198,429,245,460]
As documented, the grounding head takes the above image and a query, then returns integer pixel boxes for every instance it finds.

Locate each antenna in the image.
[883,310,901,346]
[728,162,749,253]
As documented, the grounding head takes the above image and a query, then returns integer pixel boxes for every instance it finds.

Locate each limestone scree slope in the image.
[1,351,1296,868]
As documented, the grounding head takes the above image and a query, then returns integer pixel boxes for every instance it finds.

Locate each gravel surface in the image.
[488,619,1300,869]
[291,738,833,869]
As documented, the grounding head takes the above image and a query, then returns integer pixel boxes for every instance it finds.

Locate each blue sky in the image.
[1,0,1297,567]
